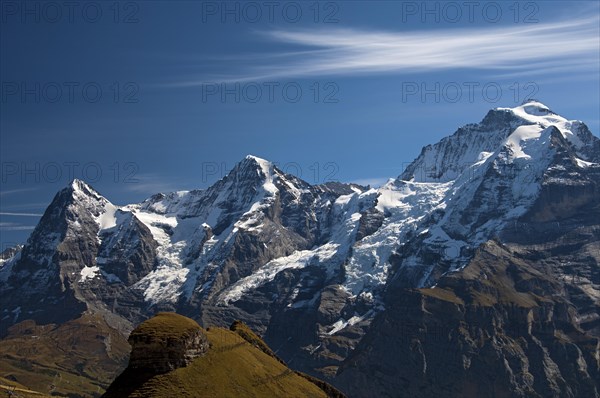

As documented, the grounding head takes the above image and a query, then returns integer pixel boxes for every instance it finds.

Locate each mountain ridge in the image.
[1,100,598,397]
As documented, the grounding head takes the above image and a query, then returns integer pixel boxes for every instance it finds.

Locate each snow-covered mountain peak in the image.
[41,179,119,236]
[61,179,118,222]
[498,100,565,127]
[244,154,272,167]
[400,101,597,183]
[71,178,88,190]
[228,155,276,200]
[497,103,599,162]
[235,155,273,177]
[219,155,277,196]
[514,99,553,115]
[67,178,103,199]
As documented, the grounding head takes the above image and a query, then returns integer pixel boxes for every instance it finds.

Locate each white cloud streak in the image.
[0,222,35,231]
[1,226,35,231]
[0,187,39,197]
[0,212,43,217]
[174,16,599,84]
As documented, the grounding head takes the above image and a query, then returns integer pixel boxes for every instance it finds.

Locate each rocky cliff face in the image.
[127,313,209,374]
[336,240,600,397]
[0,101,598,397]
[0,180,157,335]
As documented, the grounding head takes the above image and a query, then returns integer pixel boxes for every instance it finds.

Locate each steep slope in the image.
[0,180,156,335]
[125,155,366,312]
[102,313,344,398]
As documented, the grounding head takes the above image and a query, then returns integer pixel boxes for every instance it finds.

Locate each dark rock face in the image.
[128,328,208,373]
[97,211,158,285]
[356,208,385,241]
[1,181,98,331]
[336,241,600,398]
[127,313,209,374]
[0,180,158,336]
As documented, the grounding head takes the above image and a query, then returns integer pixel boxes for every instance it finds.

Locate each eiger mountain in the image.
[1,100,598,397]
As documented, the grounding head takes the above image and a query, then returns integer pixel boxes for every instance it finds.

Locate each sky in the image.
[1,0,599,247]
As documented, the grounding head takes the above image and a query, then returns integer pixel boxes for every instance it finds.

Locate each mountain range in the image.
[1,100,599,397]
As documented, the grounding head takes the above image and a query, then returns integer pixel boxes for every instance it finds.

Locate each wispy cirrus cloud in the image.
[172,16,599,85]
[0,187,39,197]
[0,222,35,231]
[0,212,43,217]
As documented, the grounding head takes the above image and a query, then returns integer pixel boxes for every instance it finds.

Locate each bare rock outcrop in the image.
[128,312,209,374]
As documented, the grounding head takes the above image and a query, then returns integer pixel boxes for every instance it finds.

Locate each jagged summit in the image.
[22,178,115,247]
[244,154,271,165]
[225,154,276,188]
[64,178,104,200]
[237,154,273,172]
[70,177,91,191]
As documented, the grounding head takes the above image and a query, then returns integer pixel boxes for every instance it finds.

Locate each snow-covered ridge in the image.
[391,101,597,285]
[10,102,598,338]
[124,155,314,304]
[221,100,595,311]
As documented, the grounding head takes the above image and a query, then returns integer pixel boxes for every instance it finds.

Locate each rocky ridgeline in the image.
[1,101,598,397]
[127,312,209,374]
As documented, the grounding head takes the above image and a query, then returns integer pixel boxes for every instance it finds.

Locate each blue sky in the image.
[1,0,599,247]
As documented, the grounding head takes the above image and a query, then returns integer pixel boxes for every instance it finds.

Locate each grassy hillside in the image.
[103,313,339,397]
[0,313,129,397]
